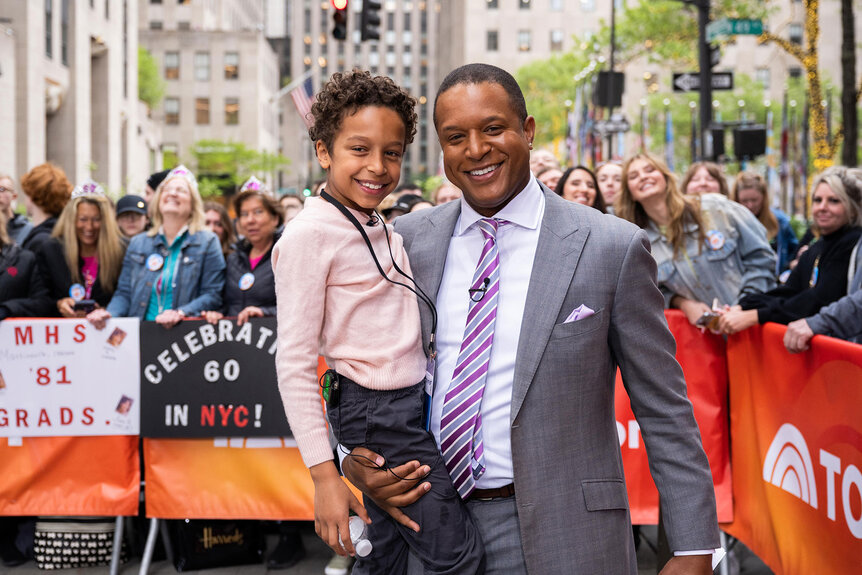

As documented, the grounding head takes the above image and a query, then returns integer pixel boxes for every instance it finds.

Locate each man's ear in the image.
[315,140,332,170]
[523,115,537,147]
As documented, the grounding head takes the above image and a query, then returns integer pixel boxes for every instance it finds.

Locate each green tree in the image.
[608,0,769,68]
[516,0,770,149]
[190,140,291,199]
[138,47,165,111]
[517,51,598,146]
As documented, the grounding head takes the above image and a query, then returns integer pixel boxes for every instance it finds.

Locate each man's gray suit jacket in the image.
[394,187,720,574]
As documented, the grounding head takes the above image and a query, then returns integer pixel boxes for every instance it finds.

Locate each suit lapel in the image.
[511,190,591,423]
[405,202,461,350]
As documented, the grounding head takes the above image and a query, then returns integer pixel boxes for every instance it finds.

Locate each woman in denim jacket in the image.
[87,165,225,329]
[616,153,776,326]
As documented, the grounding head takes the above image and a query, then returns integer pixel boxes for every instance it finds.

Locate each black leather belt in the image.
[468,483,515,501]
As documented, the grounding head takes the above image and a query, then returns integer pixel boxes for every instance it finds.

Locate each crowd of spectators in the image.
[1,152,861,571]
[1,156,859,345]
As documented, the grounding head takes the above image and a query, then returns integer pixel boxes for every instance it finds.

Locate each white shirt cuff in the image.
[674,548,726,570]
[336,443,348,473]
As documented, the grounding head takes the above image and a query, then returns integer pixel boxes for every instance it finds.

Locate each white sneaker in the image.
[324,554,355,575]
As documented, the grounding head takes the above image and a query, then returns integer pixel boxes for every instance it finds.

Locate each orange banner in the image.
[0,436,139,516]
[724,324,862,575]
[144,438,316,520]
[618,310,733,524]
[144,358,331,519]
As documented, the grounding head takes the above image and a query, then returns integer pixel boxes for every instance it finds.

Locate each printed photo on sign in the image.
[107,327,127,348]
[116,395,134,415]
[0,370,5,390]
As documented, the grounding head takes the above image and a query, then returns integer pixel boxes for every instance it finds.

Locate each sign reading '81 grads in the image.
[140,317,292,438]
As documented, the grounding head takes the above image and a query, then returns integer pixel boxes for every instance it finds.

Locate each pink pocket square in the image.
[564,304,595,323]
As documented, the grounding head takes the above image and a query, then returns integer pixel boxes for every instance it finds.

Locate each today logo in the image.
[763,423,862,539]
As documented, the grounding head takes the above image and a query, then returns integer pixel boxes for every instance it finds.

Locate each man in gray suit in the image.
[343,64,719,574]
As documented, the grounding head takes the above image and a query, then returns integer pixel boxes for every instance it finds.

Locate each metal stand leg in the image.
[110,516,124,575]
[138,518,159,575]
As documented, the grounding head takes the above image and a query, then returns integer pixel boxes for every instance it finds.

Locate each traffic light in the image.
[360,0,381,42]
[331,0,348,41]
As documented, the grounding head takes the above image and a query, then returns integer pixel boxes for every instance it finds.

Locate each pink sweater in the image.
[272,197,427,468]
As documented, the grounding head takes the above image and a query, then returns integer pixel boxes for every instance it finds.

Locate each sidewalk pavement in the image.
[4,524,772,575]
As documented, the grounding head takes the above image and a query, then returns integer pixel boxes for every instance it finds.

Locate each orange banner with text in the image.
[144,357,344,519]
[723,324,862,575]
[0,436,139,516]
[618,310,733,524]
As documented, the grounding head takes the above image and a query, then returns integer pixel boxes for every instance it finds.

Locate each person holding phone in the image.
[616,153,776,326]
[38,180,125,317]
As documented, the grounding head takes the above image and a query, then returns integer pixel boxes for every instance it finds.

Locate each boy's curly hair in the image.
[308,70,417,153]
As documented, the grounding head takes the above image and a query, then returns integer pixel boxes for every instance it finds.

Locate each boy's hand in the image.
[310,461,370,556]
[341,447,431,533]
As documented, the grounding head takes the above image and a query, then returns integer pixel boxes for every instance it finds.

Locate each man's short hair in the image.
[434,63,528,126]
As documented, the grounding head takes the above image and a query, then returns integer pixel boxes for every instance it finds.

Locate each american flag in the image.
[290,77,315,128]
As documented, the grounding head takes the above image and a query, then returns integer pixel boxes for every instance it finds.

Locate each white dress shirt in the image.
[431,177,544,489]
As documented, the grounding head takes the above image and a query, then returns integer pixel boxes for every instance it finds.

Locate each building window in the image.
[387,12,394,31]
[224,52,239,79]
[486,0,498,8]
[550,28,563,51]
[518,30,531,52]
[195,52,210,81]
[61,0,69,65]
[165,51,179,79]
[756,67,770,89]
[404,12,411,31]
[164,98,180,124]
[580,0,595,11]
[178,21,191,30]
[789,23,803,45]
[45,0,53,58]
[225,98,239,125]
[149,21,163,29]
[487,30,498,52]
[195,98,210,124]
[519,0,531,9]
[150,0,162,4]
[789,67,802,79]
[550,0,563,10]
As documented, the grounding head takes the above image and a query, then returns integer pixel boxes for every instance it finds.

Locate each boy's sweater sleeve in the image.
[272,224,337,468]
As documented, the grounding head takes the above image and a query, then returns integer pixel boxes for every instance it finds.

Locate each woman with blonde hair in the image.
[39,180,126,317]
[88,165,225,330]
[616,152,776,326]
[718,166,862,334]
[731,171,798,274]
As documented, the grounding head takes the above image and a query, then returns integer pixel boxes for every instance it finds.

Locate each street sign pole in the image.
[698,0,712,161]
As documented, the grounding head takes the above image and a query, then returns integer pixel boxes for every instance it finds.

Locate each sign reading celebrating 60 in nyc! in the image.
[140,317,291,438]
[0,318,141,437]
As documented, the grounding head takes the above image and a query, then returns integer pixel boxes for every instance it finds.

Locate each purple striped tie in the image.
[441,218,503,499]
